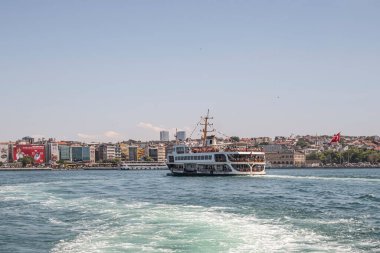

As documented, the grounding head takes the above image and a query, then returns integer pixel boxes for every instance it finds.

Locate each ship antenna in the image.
[200,109,214,147]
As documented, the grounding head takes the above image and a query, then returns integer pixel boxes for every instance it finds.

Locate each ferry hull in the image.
[167,171,266,176]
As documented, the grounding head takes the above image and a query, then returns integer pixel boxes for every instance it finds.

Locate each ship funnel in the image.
[206,135,217,146]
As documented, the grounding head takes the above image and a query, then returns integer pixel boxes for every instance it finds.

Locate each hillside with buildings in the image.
[1,132,379,168]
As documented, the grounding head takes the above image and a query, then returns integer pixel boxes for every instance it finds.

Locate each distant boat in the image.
[120,163,130,170]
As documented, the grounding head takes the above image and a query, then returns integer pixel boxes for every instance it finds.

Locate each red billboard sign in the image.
[13,145,45,164]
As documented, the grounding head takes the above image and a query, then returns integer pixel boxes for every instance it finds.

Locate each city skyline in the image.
[1,1,379,141]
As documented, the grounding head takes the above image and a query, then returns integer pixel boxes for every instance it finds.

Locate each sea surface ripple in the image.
[0,169,379,252]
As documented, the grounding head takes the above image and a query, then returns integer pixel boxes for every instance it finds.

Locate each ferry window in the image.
[208,155,212,160]
[169,156,174,163]
[200,156,204,160]
[215,154,226,162]
[176,147,184,154]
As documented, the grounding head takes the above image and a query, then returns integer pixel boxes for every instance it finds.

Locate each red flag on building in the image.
[330,132,341,144]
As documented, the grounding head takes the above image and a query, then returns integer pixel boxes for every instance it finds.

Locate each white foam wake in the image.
[265,174,380,182]
[50,202,357,253]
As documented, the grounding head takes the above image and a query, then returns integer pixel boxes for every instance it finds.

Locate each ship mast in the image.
[200,109,214,147]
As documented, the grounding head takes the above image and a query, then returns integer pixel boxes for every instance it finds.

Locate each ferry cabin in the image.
[167,145,265,175]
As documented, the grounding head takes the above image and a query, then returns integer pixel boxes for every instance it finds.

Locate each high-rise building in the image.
[160,131,169,142]
[177,131,186,141]
[59,145,71,161]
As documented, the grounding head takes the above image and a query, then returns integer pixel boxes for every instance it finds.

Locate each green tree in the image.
[57,160,65,164]
[106,159,120,165]
[0,161,3,167]
[230,136,240,142]
[296,138,309,149]
[144,156,154,162]
[18,157,34,167]
[306,152,320,160]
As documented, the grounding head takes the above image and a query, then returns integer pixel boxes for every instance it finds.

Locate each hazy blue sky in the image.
[1,0,379,141]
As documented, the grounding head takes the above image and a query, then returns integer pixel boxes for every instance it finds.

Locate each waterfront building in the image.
[157,145,166,162]
[89,146,96,163]
[82,146,90,161]
[145,146,165,162]
[45,142,59,164]
[147,147,158,161]
[59,145,72,161]
[128,146,138,161]
[177,131,186,141]
[71,147,83,162]
[261,144,286,153]
[266,150,306,167]
[115,145,122,160]
[160,131,169,142]
[137,147,145,161]
[0,143,9,163]
[98,144,116,161]
[119,143,129,160]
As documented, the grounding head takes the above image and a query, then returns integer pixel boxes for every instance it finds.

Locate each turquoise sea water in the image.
[0,169,379,253]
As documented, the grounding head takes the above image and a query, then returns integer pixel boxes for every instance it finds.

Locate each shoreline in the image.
[1,166,380,171]
[0,166,169,171]
[267,166,380,169]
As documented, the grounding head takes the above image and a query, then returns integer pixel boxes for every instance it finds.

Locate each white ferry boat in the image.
[166,111,266,176]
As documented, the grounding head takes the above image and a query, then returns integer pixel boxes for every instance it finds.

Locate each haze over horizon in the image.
[1,1,379,142]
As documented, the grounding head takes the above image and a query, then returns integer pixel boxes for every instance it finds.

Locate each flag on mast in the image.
[330,132,341,144]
